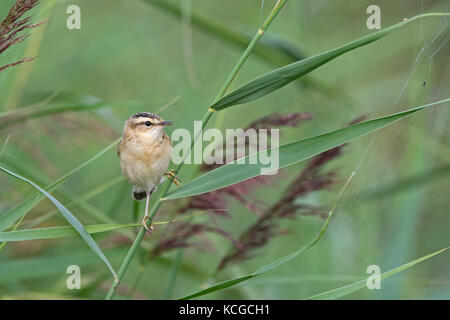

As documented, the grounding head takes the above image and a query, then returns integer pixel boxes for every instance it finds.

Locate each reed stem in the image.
[105,0,288,300]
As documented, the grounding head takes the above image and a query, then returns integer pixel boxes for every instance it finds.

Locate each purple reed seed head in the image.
[0,0,44,73]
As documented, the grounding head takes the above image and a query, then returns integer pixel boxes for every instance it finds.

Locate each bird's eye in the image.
[144,121,152,127]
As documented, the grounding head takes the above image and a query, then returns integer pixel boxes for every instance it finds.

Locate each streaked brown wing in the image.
[117,139,122,157]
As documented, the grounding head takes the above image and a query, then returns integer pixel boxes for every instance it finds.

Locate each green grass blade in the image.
[178,173,354,300]
[143,0,304,66]
[162,248,184,299]
[164,98,449,200]
[0,249,126,283]
[0,92,145,131]
[354,164,450,202]
[0,166,118,280]
[0,223,140,241]
[0,138,119,231]
[180,275,253,300]
[210,13,449,111]
[25,176,125,228]
[305,247,449,300]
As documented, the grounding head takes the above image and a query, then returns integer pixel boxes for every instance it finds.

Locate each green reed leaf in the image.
[0,139,119,231]
[0,166,118,280]
[0,91,146,131]
[0,249,126,283]
[164,98,449,200]
[0,223,140,241]
[354,164,450,203]
[305,247,449,299]
[210,13,448,111]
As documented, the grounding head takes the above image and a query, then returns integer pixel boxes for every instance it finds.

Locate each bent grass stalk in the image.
[0,138,121,232]
[104,0,288,299]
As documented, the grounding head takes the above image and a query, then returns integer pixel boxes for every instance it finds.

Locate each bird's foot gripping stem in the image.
[142,190,154,234]
[142,216,154,233]
[164,169,181,186]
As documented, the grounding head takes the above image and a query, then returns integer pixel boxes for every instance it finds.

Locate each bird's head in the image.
[123,112,173,140]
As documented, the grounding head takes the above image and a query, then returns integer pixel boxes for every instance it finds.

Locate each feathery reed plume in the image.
[149,222,242,259]
[246,112,312,131]
[180,112,312,215]
[216,116,367,271]
[0,0,44,73]
[201,112,312,172]
[216,150,340,270]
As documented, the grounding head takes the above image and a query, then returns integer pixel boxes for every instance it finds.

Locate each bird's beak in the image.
[160,121,173,126]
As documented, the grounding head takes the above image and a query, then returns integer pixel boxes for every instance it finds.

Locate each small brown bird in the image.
[117,112,176,231]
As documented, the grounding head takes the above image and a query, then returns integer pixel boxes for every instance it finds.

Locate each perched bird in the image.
[117,112,177,231]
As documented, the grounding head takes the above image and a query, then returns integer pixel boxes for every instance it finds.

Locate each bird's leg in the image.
[164,169,181,186]
[142,190,154,233]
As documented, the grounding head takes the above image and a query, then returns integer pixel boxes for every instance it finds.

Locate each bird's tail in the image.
[132,188,147,201]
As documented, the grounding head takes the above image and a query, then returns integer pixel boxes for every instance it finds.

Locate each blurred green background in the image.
[0,0,449,299]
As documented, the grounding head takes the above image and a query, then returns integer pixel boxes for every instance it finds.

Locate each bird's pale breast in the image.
[119,134,172,192]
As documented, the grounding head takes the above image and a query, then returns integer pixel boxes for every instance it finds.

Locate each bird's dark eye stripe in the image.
[137,121,152,126]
